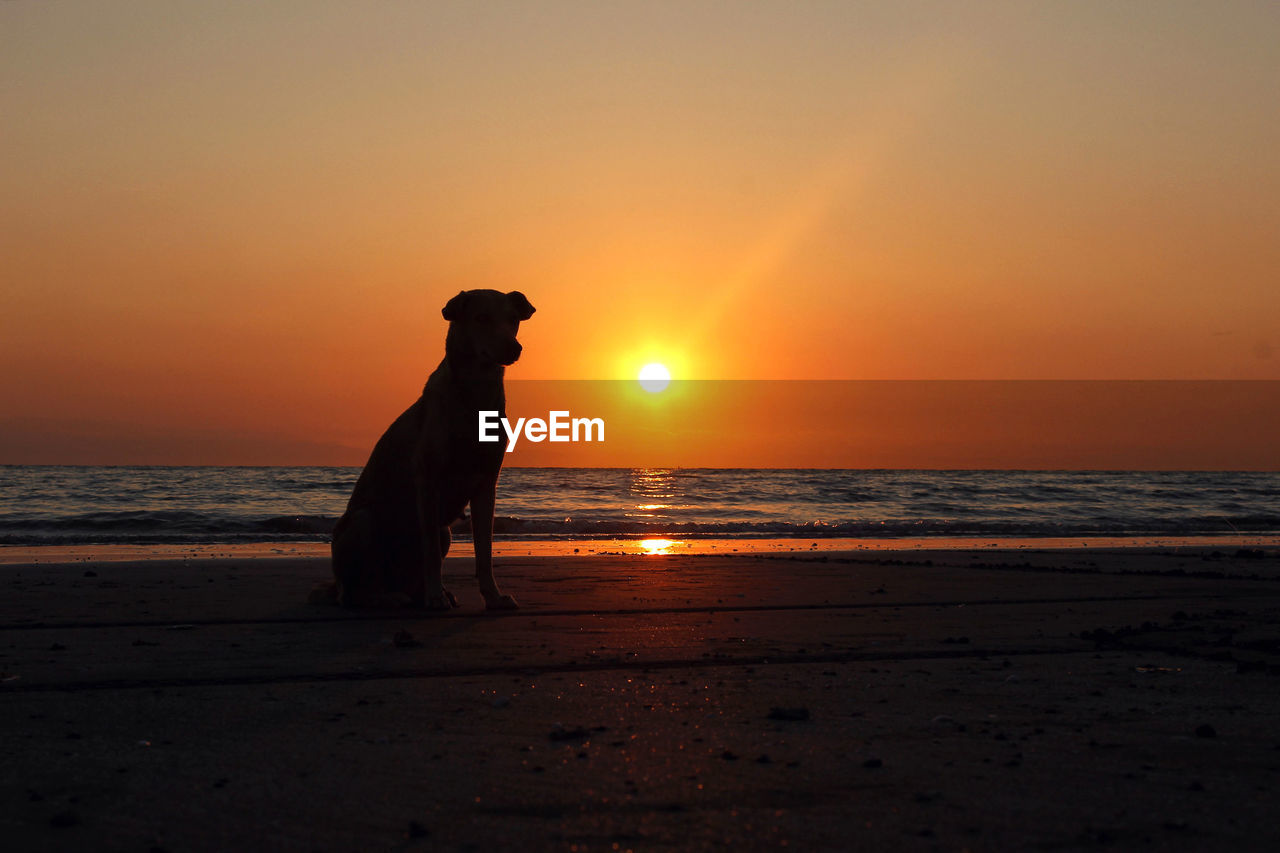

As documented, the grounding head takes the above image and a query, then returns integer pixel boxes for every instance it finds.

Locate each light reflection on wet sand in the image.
[5,534,1280,563]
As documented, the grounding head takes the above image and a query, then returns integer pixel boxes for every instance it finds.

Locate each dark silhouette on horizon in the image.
[313,289,535,610]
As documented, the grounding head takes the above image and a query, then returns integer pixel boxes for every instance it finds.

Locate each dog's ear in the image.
[442,291,470,322]
[507,290,535,321]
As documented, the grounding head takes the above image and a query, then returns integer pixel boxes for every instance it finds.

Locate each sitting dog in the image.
[322,289,535,610]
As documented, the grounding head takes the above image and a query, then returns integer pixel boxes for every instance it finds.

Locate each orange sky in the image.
[2,2,1278,466]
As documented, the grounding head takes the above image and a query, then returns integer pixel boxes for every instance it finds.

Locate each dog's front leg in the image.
[414,472,457,611]
[470,479,518,610]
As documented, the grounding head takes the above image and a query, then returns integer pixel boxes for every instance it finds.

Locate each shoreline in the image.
[2,533,1278,564]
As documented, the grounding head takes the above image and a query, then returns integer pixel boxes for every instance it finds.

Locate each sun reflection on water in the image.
[639,538,678,555]
[631,469,687,554]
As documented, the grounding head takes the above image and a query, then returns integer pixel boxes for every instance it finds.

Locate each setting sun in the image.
[638,363,672,393]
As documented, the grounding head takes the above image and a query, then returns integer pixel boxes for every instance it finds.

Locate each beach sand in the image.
[3,546,1280,851]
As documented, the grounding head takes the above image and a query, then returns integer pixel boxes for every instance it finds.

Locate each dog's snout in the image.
[501,340,523,365]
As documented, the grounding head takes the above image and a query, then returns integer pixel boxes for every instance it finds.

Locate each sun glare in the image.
[639,538,677,555]
[638,363,671,393]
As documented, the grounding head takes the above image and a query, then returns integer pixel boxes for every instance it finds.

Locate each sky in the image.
[2,1,1278,466]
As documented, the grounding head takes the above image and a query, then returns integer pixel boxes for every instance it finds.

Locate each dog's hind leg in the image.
[330,510,367,607]
[331,509,411,608]
[330,507,371,601]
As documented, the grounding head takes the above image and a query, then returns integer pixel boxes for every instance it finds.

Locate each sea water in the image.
[1,467,1278,546]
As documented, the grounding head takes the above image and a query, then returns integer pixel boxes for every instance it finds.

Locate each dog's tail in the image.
[307,580,340,606]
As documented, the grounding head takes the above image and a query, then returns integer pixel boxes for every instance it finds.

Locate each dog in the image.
[317,289,534,610]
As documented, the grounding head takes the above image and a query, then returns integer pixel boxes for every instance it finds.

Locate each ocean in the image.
[1,466,1278,547]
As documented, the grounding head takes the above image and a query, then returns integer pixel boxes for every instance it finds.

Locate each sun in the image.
[637,362,671,393]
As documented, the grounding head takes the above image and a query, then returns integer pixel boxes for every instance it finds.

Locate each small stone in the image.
[393,630,421,648]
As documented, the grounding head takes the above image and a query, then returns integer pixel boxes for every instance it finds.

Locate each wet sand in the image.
[3,547,1280,851]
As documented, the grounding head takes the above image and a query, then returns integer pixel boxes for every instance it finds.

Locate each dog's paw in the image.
[425,588,459,611]
[307,581,339,606]
[483,593,519,611]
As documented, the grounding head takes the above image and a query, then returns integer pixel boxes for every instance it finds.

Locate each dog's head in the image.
[442,289,535,366]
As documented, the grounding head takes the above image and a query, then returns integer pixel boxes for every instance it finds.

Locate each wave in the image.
[4,468,1280,546]
[0,511,337,545]
[2,510,1278,546]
